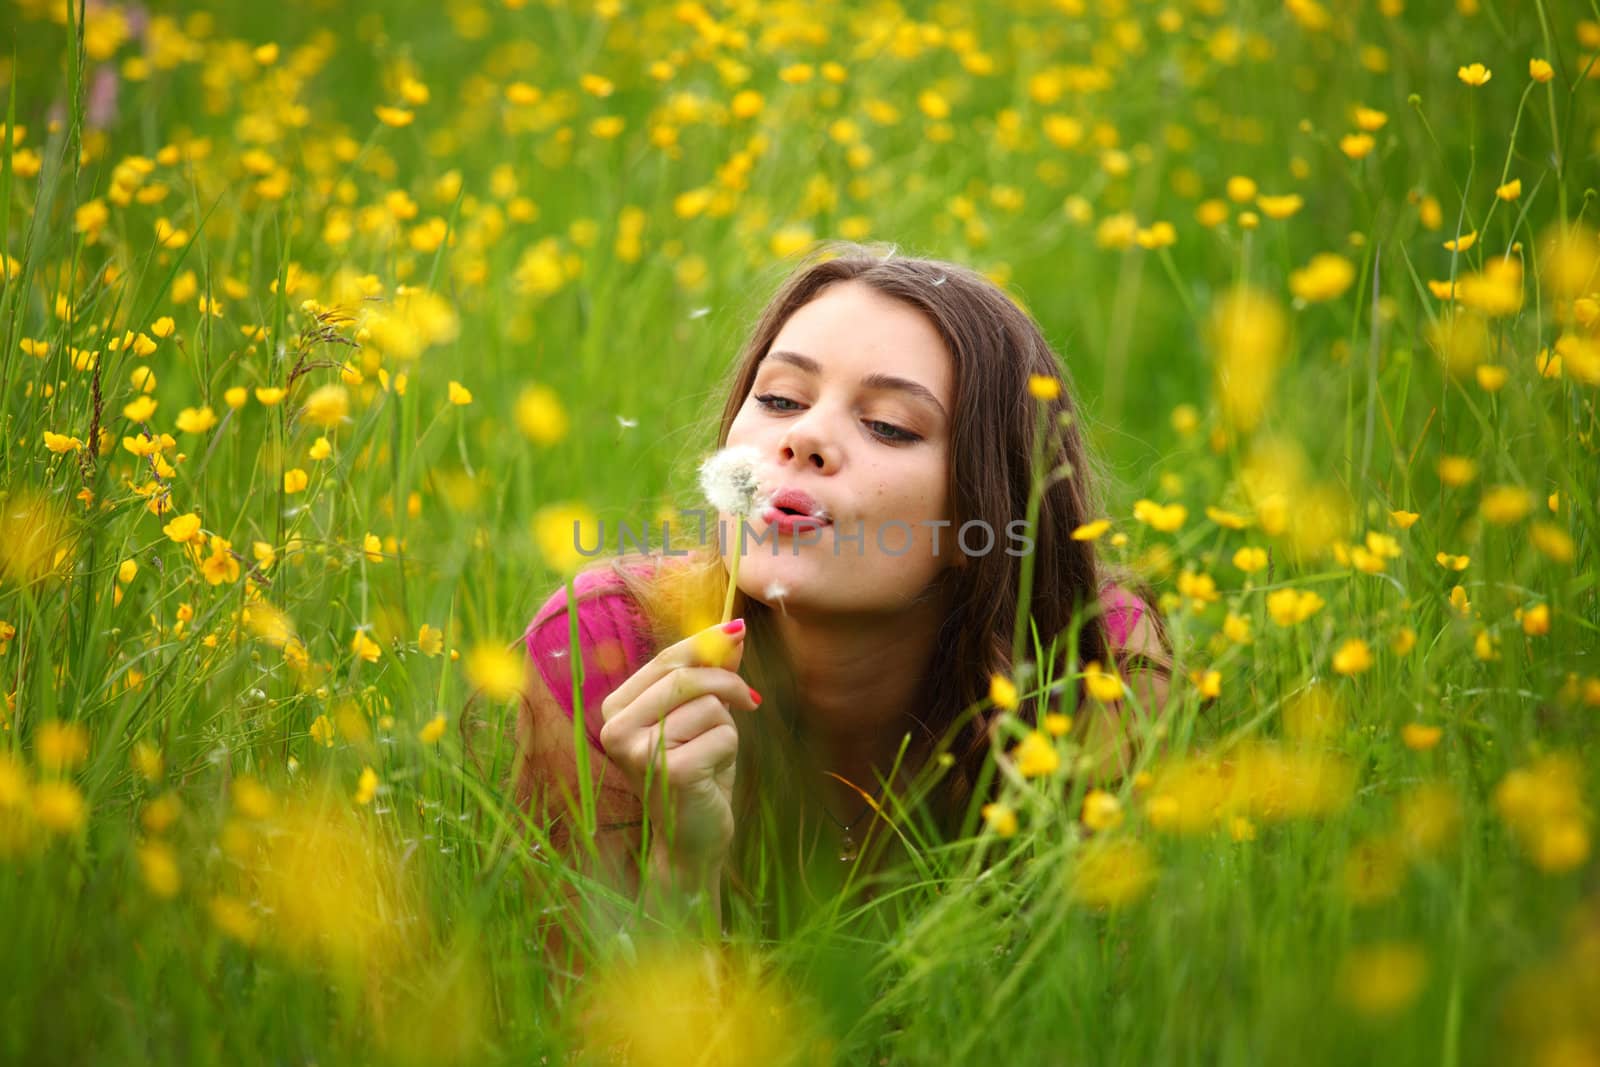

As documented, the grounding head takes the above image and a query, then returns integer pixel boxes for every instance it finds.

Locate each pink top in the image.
[523,565,1150,753]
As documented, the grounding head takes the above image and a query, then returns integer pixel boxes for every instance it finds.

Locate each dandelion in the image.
[699,444,774,623]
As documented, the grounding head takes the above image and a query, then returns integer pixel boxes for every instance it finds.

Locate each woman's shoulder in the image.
[522,559,670,749]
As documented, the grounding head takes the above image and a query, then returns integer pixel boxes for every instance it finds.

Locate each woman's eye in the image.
[756,392,921,444]
[867,420,919,444]
[754,393,800,412]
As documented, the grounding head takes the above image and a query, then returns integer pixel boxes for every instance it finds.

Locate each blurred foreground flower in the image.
[578,945,825,1067]
[1067,836,1156,908]
[1144,741,1355,833]
[220,786,426,973]
[1337,942,1428,1019]
[0,491,75,586]
[1494,754,1592,873]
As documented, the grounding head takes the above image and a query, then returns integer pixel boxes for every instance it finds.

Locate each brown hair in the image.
[513,242,1171,923]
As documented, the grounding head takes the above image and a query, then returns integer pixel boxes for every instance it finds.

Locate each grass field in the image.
[2,0,1598,1063]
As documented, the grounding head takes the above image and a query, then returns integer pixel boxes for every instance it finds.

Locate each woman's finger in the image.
[603,665,758,738]
[600,623,746,722]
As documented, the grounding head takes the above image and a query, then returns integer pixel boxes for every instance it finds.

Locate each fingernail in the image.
[748,686,763,706]
[721,618,746,635]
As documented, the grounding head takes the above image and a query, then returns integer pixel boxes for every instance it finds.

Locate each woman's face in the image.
[721,280,958,617]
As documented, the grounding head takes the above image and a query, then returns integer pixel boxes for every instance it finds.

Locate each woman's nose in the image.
[777,413,838,472]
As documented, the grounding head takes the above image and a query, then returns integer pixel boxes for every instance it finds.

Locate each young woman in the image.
[512,245,1171,950]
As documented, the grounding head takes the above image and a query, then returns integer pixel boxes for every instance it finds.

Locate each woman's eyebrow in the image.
[764,349,948,420]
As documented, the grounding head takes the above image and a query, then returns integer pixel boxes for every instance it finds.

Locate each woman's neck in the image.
[767,600,947,814]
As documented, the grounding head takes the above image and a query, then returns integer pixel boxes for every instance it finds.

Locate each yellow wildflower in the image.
[418,714,447,745]
[981,802,1018,837]
[989,674,1019,710]
[1081,790,1124,831]
[1011,730,1059,778]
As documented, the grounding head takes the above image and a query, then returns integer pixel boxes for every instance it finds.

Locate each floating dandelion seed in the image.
[764,581,790,613]
[699,444,773,623]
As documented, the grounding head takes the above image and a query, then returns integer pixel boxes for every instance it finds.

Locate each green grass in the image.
[1,0,1598,1063]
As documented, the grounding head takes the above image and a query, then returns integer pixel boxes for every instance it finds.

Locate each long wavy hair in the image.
[513,242,1170,927]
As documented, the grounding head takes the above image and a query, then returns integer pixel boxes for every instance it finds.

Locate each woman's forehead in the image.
[765,284,953,398]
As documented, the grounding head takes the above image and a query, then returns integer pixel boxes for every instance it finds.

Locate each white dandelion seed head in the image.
[698,444,773,516]
[763,581,789,601]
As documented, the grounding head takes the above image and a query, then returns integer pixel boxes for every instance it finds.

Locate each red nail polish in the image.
[721,618,746,635]
[748,686,762,706]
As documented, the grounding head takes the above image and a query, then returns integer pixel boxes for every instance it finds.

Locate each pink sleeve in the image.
[523,567,656,753]
[1100,586,1149,650]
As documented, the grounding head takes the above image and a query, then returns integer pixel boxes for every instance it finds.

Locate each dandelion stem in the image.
[720,524,741,624]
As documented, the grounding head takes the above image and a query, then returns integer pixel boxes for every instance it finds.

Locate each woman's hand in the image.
[597,619,759,880]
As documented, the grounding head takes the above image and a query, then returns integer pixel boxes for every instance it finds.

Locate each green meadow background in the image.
[2,0,1598,1063]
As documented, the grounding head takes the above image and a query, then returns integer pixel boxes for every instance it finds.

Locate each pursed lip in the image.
[766,487,833,524]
